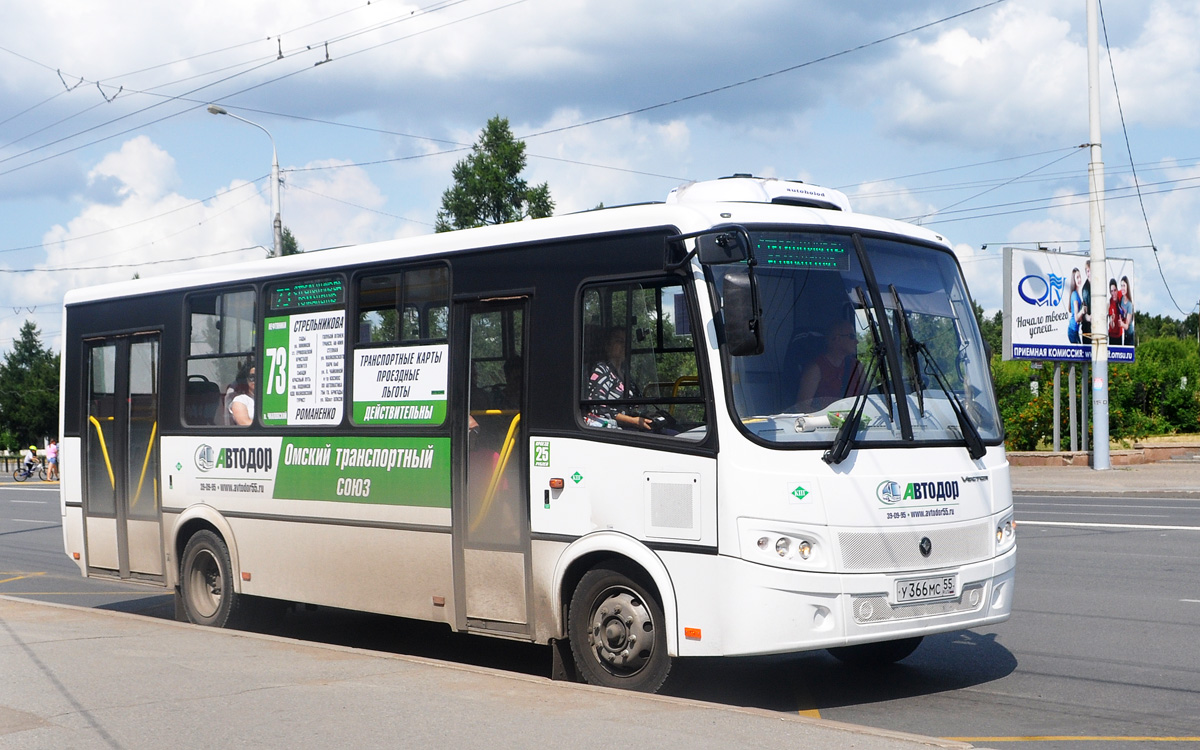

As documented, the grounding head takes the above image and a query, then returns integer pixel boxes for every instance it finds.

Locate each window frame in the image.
[349,261,452,428]
[576,273,711,443]
[182,286,258,428]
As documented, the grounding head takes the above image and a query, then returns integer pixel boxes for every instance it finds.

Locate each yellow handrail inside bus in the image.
[670,375,700,416]
[470,412,521,534]
[131,420,158,510]
[87,415,116,490]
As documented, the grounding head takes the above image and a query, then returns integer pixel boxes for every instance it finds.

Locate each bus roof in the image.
[63,184,948,306]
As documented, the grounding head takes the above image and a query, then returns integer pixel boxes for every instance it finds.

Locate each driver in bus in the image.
[585,327,653,430]
[794,318,863,413]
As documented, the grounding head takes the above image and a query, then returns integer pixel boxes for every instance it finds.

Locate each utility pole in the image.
[1087,0,1110,470]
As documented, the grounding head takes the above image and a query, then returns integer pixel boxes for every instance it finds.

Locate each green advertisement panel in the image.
[352,400,448,425]
[262,317,289,424]
[262,311,346,427]
[274,436,451,507]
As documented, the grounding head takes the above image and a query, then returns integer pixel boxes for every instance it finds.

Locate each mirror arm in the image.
[663,242,697,271]
[665,224,752,269]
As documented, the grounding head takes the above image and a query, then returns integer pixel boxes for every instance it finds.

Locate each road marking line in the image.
[946,737,1200,743]
[1018,511,1172,518]
[1182,599,1200,604]
[12,519,56,524]
[1017,520,1200,531]
[0,572,46,584]
[797,708,821,719]
[10,499,46,504]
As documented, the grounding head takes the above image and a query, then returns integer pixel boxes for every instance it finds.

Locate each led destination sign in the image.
[756,235,849,271]
[270,277,345,311]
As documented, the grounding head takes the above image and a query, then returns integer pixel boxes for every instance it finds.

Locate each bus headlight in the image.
[740,519,829,571]
[995,514,1015,553]
[768,535,816,559]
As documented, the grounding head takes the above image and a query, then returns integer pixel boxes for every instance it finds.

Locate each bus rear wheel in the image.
[828,636,923,666]
[568,563,670,692]
[180,530,240,627]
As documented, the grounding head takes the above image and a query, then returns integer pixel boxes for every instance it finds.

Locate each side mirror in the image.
[697,231,749,264]
[723,268,763,356]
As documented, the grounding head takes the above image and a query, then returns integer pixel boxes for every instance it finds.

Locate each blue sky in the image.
[2,0,1199,353]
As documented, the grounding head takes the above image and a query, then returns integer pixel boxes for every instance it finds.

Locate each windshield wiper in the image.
[823,287,891,465]
[890,285,925,416]
[822,354,878,465]
[891,289,986,460]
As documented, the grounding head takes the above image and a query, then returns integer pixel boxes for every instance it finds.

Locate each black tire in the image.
[180,530,240,627]
[12,468,26,482]
[568,562,671,692]
[37,467,47,481]
[828,636,923,666]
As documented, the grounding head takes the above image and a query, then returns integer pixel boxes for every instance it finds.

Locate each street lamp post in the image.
[207,105,283,258]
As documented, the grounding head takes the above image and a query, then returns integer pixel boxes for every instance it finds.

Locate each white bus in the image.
[60,175,1014,692]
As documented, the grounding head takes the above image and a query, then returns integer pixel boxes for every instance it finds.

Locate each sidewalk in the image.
[0,596,973,750]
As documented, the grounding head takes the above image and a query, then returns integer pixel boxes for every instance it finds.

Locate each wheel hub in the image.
[588,589,654,674]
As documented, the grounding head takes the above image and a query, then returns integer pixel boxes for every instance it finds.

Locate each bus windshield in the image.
[712,231,1001,448]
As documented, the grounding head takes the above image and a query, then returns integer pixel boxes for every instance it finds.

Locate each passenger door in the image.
[452,297,531,635]
[83,333,164,580]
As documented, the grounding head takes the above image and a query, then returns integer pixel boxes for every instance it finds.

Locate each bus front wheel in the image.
[568,562,670,692]
[828,636,923,666]
[180,530,240,628]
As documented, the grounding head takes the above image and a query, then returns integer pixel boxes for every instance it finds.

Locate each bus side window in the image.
[184,289,256,427]
[352,263,450,428]
[358,265,449,345]
[579,281,707,439]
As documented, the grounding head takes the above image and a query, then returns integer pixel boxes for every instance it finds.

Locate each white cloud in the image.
[0,136,399,350]
[865,4,1085,148]
[284,159,392,249]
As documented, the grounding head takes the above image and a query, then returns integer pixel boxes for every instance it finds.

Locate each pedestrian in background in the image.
[46,438,59,481]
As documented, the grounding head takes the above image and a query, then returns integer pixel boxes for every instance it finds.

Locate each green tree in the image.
[0,321,60,448]
[973,301,1003,360]
[281,226,302,256]
[434,116,554,233]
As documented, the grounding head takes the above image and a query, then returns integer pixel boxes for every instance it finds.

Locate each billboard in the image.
[1002,247,1135,363]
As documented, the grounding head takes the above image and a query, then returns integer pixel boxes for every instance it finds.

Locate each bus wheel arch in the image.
[567,559,671,692]
[179,529,241,628]
[554,534,678,692]
[172,511,242,627]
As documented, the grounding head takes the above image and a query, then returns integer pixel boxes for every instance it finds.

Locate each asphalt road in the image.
[3,481,1199,748]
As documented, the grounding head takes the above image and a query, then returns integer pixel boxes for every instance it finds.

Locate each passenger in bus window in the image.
[228,364,256,425]
[585,327,652,430]
[794,319,863,413]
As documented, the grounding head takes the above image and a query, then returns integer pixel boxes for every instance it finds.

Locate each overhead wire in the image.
[912,177,1200,225]
[909,147,1087,224]
[0,0,488,174]
[6,0,1186,303]
[1099,0,1183,315]
[0,180,261,256]
[0,245,265,274]
[521,0,1010,141]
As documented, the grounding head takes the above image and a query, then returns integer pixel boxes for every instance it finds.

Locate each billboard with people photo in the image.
[1002,247,1135,363]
